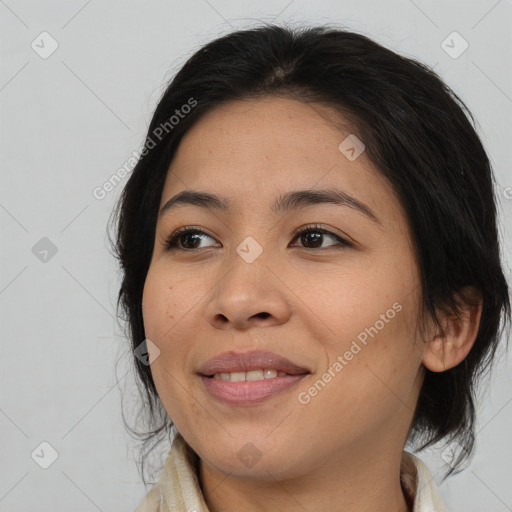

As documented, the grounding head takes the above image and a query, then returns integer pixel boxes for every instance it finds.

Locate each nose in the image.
[204,248,292,330]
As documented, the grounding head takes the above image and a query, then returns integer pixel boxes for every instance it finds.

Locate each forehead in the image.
[160,96,403,225]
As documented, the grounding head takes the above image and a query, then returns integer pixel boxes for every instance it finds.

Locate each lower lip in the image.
[199,374,308,405]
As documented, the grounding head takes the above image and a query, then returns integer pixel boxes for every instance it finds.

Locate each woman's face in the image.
[142,96,427,480]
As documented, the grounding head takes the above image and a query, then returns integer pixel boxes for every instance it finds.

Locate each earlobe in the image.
[422,286,483,373]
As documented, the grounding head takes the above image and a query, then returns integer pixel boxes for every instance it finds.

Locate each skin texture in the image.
[142,96,482,512]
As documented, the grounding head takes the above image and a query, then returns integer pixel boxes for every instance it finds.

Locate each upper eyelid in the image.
[163,226,219,248]
[290,224,346,241]
[172,226,218,240]
[168,224,342,241]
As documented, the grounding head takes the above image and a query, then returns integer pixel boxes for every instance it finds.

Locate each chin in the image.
[205,452,305,481]
[196,434,308,481]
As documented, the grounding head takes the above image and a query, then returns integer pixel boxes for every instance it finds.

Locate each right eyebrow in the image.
[159,190,230,217]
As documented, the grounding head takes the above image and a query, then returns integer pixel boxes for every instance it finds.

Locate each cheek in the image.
[141,266,211,417]
[294,260,422,426]
[295,328,421,452]
[142,264,200,341]
[300,259,419,352]
[141,269,184,392]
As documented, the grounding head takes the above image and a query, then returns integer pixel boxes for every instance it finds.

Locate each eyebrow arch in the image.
[159,188,380,223]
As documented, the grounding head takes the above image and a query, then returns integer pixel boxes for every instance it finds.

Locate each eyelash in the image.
[163,224,353,252]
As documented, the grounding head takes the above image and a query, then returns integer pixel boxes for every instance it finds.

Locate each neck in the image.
[198,440,412,512]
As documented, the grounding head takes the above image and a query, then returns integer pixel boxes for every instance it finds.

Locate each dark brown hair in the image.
[109,23,511,484]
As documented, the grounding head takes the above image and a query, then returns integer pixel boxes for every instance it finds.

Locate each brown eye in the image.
[300,231,323,248]
[291,226,352,250]
[164,228,218,251]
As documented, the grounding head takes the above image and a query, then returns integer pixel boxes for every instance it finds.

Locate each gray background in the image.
[1,1,511,510]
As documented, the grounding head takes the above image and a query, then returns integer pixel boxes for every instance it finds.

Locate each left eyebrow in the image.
[272,188,380,223]
[159,188,380,224]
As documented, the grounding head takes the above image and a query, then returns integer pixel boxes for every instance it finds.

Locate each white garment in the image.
[134,433,448,512]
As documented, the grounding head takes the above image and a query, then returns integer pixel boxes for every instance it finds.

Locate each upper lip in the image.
[197,350,311,376]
